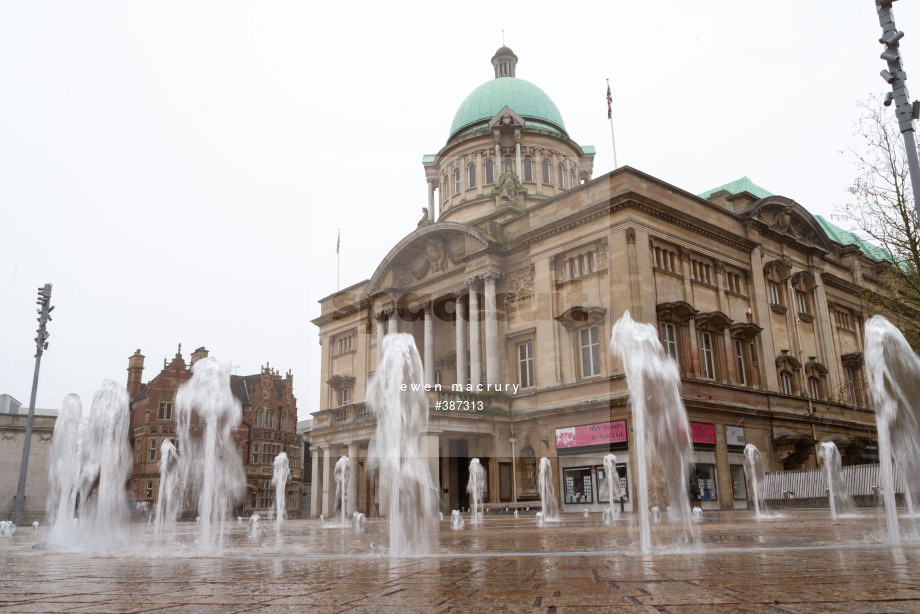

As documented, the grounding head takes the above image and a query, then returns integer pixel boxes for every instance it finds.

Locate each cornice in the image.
[821,273,866,297]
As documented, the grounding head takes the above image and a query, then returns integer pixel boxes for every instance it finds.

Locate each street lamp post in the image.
[13,284,54,525]
[875,0,920,224]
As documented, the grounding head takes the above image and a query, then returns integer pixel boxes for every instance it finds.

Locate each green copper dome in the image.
[448,77,568,142]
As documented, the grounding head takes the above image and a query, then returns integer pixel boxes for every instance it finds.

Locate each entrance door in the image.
[499,462,512,502]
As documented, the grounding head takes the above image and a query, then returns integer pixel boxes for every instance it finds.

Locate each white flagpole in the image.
[337,229,341,291]
[607,78,618,170]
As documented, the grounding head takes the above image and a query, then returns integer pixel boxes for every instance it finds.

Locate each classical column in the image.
[310,448,320,518]
[483,270,501,386]
[466,275,482,386]
[347,442,359,516]
[455,291,468,386]
[388,306,398,335]
[375,311,386,367]
[423,301,434,386]
[494,143,501,170]
[321,447,333,518]
[515,141,522,178]
[427,180,435,222]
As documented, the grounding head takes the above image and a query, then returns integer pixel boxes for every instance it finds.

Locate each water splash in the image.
[154,440,181,536]
[864,315,920,545]
[352,512,366,533]
[366,333,438,556]
[819,442,853,521]
[744,444,767,520]
[451,509,464,530]
[273,452,291,532]
[467,459,485,525]
[247,514,262,539]
[333,455,349,527]
[610,310,698,552]
[175,357,246,550]
[538,457,559,521]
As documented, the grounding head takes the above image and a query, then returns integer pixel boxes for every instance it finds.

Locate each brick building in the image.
[127,346,302,515]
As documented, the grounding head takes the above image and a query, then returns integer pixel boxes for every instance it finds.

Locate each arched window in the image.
[557,162,565,188]
[542,159,550,183]
[468,163,476,188]
[523,158,533,182]
[454,168,460,194]
[485,159,494,184]
[780,371,793,395]
[504,157,513,173]
[570,169,576,188]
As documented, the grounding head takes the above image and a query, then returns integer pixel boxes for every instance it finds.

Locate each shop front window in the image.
[730,464,748,501]
[597,463,629,503]
[563,467,594,504]
[696,463,718,500]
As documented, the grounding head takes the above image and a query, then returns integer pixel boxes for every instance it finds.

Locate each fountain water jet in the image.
[366,333,438,556]
[333,455,349,527]
[450,510,464,530]
[45,394,83,545]
[154,440,181,536]
[602,454,618,522]
[272,452,291,531]
[175,357,247,550]
[744,444,767,520]
[467,459,485,525]
[610,310,698,552]
[538,457,559,522]
[819,442,853,521]
[864,315,920,545]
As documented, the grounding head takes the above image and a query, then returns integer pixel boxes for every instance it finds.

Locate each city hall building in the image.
[309,47,879,517]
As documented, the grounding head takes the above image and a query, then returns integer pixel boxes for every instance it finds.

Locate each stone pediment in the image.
[367,223,490,293]
[488,106,525,132]
[740,196,834,252]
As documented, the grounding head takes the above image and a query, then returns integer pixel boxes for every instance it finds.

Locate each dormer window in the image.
[485,159,494,184]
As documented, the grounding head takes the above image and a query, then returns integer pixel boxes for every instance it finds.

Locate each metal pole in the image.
[875,0,920,224]
[13,283,53,525]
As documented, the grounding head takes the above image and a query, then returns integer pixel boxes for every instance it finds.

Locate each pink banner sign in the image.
[690,422,717,445]
[555,420,627,449]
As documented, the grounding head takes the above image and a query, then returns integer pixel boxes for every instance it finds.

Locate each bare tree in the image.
[838,98,920,351]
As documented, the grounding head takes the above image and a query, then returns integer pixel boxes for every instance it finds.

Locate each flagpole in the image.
[607,78,618,170]
[337,229,341,291]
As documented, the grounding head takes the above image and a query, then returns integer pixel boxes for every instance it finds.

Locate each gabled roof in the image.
[697,176,774,201]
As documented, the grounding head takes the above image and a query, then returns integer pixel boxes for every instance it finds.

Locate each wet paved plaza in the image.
[2,510,920,612]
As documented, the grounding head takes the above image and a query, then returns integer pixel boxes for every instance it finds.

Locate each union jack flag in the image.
[607,84,612,119]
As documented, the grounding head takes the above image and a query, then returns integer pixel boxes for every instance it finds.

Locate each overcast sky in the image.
[2,1,918,422]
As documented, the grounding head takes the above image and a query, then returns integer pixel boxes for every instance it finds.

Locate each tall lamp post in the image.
[875,0,920,224]
[13,284,54,525]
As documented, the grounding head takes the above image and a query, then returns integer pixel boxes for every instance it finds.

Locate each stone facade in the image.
[127,347,303,515]
[0,408,56,523]
[310,49,880,517]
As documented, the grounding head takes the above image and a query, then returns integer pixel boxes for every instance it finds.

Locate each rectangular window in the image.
[562,467,594,504]
[341,388,351,405]
[730,465,748,501]
[696,463,718,500]
[780,371,793,395]
[255,411,262,427]
[485,159,494,184]
[700,332,715,379]
[434,371,442,386]
[795,291,808,314]
[580,326,601,377]
[661,323,677,361]
[768,282,780,305]
[519,341,534,388]
[253,444,260,465]
[523,158,533,182]
[149,439,157,462]
[735,340,746,385]
[157,402,172,420]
